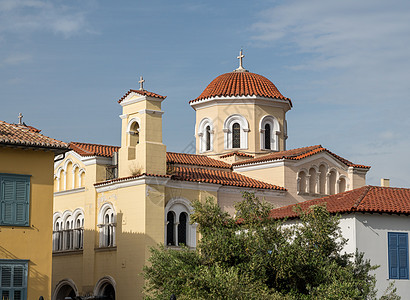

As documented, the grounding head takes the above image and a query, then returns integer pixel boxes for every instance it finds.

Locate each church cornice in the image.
[190,95,292,112]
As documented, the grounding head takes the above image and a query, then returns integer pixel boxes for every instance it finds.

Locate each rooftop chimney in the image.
[381,178,390,187]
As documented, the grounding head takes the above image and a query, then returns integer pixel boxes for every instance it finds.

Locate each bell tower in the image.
[118,77,167,177]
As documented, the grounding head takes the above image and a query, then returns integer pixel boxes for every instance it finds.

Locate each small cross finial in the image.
[235,48,248,72]
[18,112,23,125]
[139,76,145,91]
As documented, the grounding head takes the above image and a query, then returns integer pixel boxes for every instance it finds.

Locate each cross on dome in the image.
[235,48,248,72]
[139,76,145,91]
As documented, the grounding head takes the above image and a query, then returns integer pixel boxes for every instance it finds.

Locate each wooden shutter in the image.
[388,233,398,279]
[0,175,30,226]
[398,233,409,279]
[389,232,409,279]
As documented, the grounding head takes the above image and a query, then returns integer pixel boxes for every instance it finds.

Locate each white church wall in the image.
[341,214,410,299]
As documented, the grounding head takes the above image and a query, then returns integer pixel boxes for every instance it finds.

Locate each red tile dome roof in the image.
[190,71,291,104]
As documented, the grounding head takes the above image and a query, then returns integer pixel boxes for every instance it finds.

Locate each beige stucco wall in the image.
[118,95,166,178]
[0,147,55,300]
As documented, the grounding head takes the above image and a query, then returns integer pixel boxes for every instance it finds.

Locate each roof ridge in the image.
[352,186,372,209]
[70,141,120,148]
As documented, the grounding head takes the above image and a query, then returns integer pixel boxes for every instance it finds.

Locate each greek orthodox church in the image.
[51,52,370,299]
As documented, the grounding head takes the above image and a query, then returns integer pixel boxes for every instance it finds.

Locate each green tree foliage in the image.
[143,192,399,299]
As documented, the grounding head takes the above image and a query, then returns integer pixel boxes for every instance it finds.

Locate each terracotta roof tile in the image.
[190,72,291,105]
[166,152,231,169]
[233,145,370,169]
[94,173,170,186]
[69,142,120,158]
[270,186,410,219]
[94,165,285,191]
[219,151,254,159]
[0,120,68,151]
[171,166,286,190]
[118,89,166,103]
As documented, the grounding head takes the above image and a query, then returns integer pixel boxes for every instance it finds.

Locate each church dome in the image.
[190,71,291,104]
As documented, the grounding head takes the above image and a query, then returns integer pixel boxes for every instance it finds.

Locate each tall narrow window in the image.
[205,126,211,151]
[388,232,409,279]
[264,123,271,149]
[232,123,240,148]
[178,213,188,245]
[129,122,139,146]
[98,204,116,248]
[166,212,175,246]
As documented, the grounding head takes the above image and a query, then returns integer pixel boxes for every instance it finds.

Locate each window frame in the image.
[0,174,31,227]
[388,232,409,280]
[0,259,28,300]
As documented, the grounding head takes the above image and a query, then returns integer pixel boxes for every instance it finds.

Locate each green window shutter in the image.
[0,261,28,300]
[0,175,30,226]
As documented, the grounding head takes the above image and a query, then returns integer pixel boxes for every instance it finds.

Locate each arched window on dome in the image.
[205,126,211,151]
[223,114,249,149]
[259,115,280,151]
[264,124,271,150]
[165,198,197,248]
[197,118,214,153]
[232,123,241,148]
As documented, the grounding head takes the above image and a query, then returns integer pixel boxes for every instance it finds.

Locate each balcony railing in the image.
[53,228,84,252]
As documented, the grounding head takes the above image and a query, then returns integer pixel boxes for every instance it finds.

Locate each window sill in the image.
[95,246,117,252]
[166,245,195,251]
[53,249,83,256]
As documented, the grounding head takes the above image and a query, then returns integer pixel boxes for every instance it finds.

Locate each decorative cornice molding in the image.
[54,187,85,197]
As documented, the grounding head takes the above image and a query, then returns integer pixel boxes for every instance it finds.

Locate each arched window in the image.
[197,118,214,153]
[73,209,84,250]
[309,167,317,194]
[223,114,249,149]
[338,176,347,193]
[165,198,197,248]
[232,123,241,148]
[328,170,337,195]
[98,203,116,248]
[259,115,280,151]
[166,211,175,246]
[129,122,139,147]
[319,164,327,195]
[297,171,307,194]
[264,124,271,150]
[53,214,63,252]
[178,212,188,245]
[205,126,211,151]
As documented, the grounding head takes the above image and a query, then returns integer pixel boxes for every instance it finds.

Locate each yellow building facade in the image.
[51,54,370,299]
[0,120,68,300]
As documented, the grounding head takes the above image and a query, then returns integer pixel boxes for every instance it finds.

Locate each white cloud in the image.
[251,0,410,187]
[0,0,91,38]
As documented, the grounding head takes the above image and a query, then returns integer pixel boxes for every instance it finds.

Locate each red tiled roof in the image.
[94,173,170,187]
[220,151,254,159]
[0,120,68,151]
[171,166,286,190]
[118,89,166,103]
[190,71,291,104]
[69,142,120,158]
[166,152,231,169]
[270,186,410,219]
[233,145,370,169]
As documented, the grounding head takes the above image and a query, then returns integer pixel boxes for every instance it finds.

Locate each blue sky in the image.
[1,0,409,187]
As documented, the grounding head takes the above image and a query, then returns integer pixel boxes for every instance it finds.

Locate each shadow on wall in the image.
[52,212,157,300]
[0,245,49,299]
